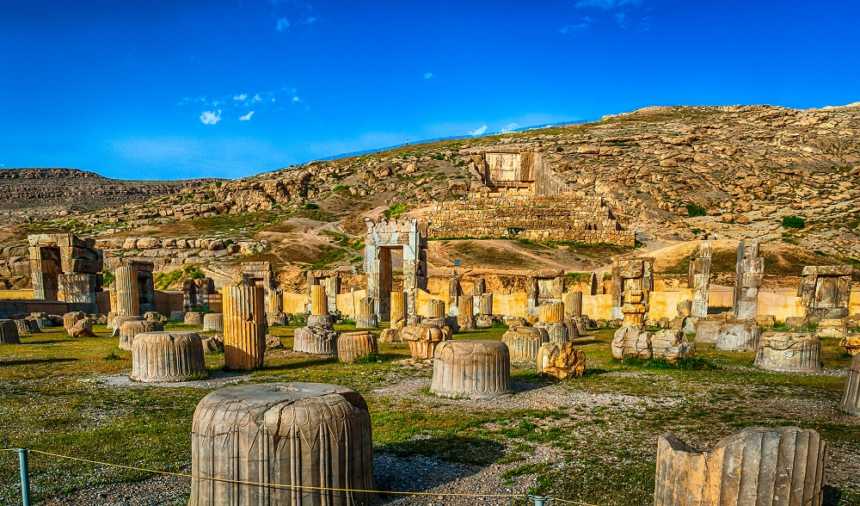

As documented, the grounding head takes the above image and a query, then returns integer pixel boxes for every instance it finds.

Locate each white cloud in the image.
[276,17,290,31]
[233,93,248,102]
[239,111,255,121]
[560,17,593,34]
[468,124,488,136]
[500,122,519,133]
[423,72,434,80]
[292,95,301,103]
[303,16,317,24]
[199,110,222,125]
[251,93,262,103]
[576,0,642,9]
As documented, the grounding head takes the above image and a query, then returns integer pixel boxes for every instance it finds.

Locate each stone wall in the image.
[96,237,265,271]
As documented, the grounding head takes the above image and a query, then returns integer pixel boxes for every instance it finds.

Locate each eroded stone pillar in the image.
[457,296,475,330]
[688,240,712,318]
[430,340,511,399]
[222,283,267,370]
[114,265,140,317]
[130,331,207,382]
[841,355,860,416]
[733,240,764,320]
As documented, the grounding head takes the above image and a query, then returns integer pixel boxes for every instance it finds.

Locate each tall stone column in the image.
[567,291,583,318]
[689,240,712,318]
[310,285,328,316]
[223,284,267,370]
[389,291,406,328]
[114,265,140,317]
[457,295,475,330]
[733,240,764,320]
[841,355,860,416]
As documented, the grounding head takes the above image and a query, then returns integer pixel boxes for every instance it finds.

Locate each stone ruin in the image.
[612,326,694,363]
[688,240,711,318]
[188,383,373,506]
[130,331,207,383]
[654,427,826,506]
[337,331,377,364]
[364,218,427,323]
[240,261,284,325]
[306,268,342,316]
[733,239,764,320]
[537,342,586,379]
[222,282,267,370]
[527,269,566,316]
[293,285,337,357]
[502,324,548,364]
[379,291,406,343]
[430,340,511,399]
[113,260,155,317]
[611,258,654,326]
[799,265,852,338]
[842,355,860,416]
[427,146,634,246]
[28,233,103,307]
[754,332,822,373]
[182,277,214,312]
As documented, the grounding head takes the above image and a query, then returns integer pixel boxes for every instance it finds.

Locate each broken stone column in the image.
[401,323,451,360]
[567,291,583,318]
[355,296,378,329]
[62,311,86,334]
[612,258,654,326]
[364,218,427,322]
[448,272,461,309]
[537,301,568,344]
[337,331,377,364]
[389,291,406,328]
[184,312,203,326]
[428,299,446,319]
[650,329,694,363]
[222,283,267,370]
[502,325,548,364]
[119,319,164,351]
[311,284,328,317]
[611,325,652,360]
[841,355,860,416]
[430,340,511,399]
[114,265,140,317]
[716,320,760,352]
[293,325,338,356]
[457,296,475,331]
[755,332,822,373]
[130,331,207,382]
[688,240,712,318]
[13,319,31,337]
[536,342,586,379]
[202,313,223,333]
[654,427,826,506]
[0,320,21,344]
[733,240,764,320]
[476,293,494,328]
[189,382,373,506]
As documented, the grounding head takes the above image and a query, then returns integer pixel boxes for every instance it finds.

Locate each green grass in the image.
[0,323,858,504]
[782,215,806,229]
[686,203,707,217]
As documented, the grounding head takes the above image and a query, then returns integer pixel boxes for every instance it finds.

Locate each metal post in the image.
[17,448,31,506]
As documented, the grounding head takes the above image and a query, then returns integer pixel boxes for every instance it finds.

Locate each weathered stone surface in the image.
[378,327,400,344]
[223,283,267,370]
[536,342,586,379]
[310,284,328,316]
[841,355,860,416]
[130,331,207,382]
[202,313,223,332]
[294,325,338,356]
[475,314,494,328]
[143,311,165,323]
[650,329,694,363]
[716,320,760,352]
[365,218,427,322]
[389,291,406,329]
[612,258,654,325]
[842,334,860,355]
[799,265,852,320]
[69,315,95,337]
[816,318,847,339]
[355,296,378,329]
[478,293,493,316]
[119,319,164,351]
[201,335,224,353]
[755,332,822,373]
[28,233,102,304]
[428,299,446,319]
[733,240,764,320]
[567,291,583,318]
[189,382,373,506]
[13,318,31,337]
[430,340,511,399]
[457,295,475,330]
[654,427,826,506]
[265,334,284,350]
[537,322,568,345]
[611,325,651,360]
[184,311,203,326]
[401,322,451,360]
[502,325,547,364]
[688,241,711,318]
[63,311,86,334]
[0,319,21,344]
[538,302,564,324]
[337,331,377,364]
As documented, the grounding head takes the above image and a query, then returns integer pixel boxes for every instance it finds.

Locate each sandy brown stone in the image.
[183,311,203,326]
[841,355,860,416]
[430,340,511,399]
[611,325,651,360]
[202,313,223,332]
[119,319,164,351]
[502,325,547,364]
[536,342,586,379]
[755,332,822,373]
[130,331,207,383]
[650,329,694,363]
[222,283,267,370]
[337,331,377,364]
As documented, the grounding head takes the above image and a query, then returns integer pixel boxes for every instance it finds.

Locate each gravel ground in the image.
[41,474,189,506]
[90,371,251,389]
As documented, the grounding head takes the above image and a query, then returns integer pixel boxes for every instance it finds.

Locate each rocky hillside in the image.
[1,104,858,287]
[0,168,216,217]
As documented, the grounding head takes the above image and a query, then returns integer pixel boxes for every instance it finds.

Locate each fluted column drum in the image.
[202,313,223,332]
[716,320,760,352]
[457,296,475,330]
[401,323,451,360]
[567,291,583,318]
[223,284,267,370]
[430,340,511,399]
[478,293,493,315]
[538,302,564,324]
[841,355,860,416]
[130,331,207,382]
[539,322,568,345]
[311,284,328,316]
[428,299,446,319]
[13,319,31,337]
[189,383,373,506]
[755,332,821,373]
[654,427,826,506]
[355,297,378,329]
[390,291,406,328]
[337,331,378,364]
[114,265,140,317]
[0,320,21,344]
[119,319,164,351]
[502,326,547,364]
[294,325,338,356]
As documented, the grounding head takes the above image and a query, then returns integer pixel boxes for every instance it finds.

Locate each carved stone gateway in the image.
[755,332,822,373]
[189,382,373,506]
[364,218,427,323]
[654,427,826,506]
[430,340,511,399]
[27,233,102,306]
[799,265,852,319]
[611,258,654,326]
[130,331,207,382]
[733,240,764,320]
[688,241,711,318]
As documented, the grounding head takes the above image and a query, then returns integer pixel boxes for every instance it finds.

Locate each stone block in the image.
[0,319,21,344]
[755,332,822,373]
[716,320,760,352]
[841,355,860,416]
[130,331,207,383]
[431,340,511,399]
[502,326,547,364]
[536,342,586,379]
[337,331,377,364]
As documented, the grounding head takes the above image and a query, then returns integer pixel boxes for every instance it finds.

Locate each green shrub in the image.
[383,203,408,219]
[686,203,707,217]
[782,215,805,228]
[101,271,114,286]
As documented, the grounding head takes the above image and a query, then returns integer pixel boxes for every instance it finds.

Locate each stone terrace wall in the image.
[428,193,634,246]
[96,237,267,271]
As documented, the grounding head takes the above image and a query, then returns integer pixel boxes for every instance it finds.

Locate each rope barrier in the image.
[1,447,597,505]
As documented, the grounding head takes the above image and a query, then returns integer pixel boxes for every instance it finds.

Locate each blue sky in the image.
[1,1,859,180]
